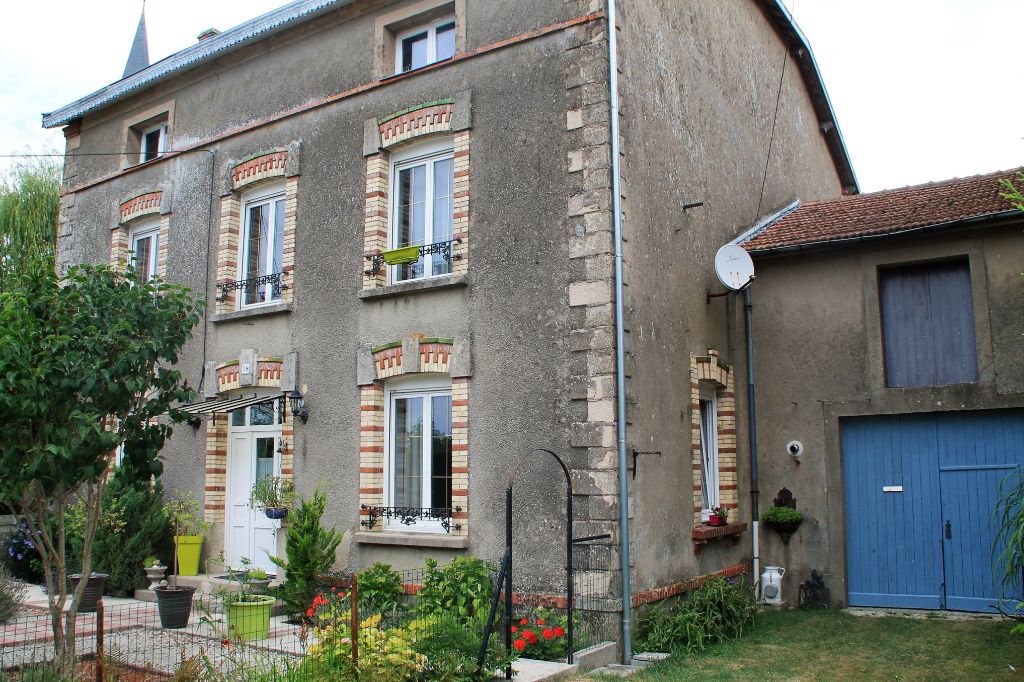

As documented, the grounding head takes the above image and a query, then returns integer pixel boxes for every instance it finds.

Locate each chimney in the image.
[197,28,221,42]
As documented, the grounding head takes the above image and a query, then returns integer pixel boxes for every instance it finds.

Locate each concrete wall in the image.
[614,0,845,592]
[750,221,1024,604]
[55,0,605,591]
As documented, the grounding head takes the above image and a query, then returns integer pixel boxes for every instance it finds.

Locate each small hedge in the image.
[635,575,756,654]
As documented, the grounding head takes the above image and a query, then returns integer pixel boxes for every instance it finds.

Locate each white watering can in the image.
[760,566,786,605]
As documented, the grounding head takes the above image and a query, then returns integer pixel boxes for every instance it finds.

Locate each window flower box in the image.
[382,246,421,265]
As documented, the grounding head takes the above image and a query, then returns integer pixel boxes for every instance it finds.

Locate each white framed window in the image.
[384,376,453,532]
[699,387,720,521]
[139,123,167,163]
[129,219,160,283]
[239,183,286,308]
[395,17,456,74]
[389,139,455,283]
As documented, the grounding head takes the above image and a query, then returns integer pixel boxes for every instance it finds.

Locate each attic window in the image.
[126,111,170,166]
[396,17,455,73]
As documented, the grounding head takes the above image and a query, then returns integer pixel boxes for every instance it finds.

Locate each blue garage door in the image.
[842,409,1024,612]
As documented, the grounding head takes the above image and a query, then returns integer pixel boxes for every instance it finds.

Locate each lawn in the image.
[589,609,1022,681]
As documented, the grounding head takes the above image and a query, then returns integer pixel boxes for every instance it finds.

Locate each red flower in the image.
[513,638,527,652]
[554,626,565,637]
[542,628,554,640]
[523,630,538,644]
[537,618,545,625]
[306,608,314,617]
[511,626,518,633]
[330,587,337,592]
[520,618,528,625]
[221,638,232,648]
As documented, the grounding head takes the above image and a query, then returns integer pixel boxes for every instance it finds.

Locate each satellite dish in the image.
[714,244,755,291]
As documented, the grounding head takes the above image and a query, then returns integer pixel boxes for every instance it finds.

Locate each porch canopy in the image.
[178,393,277,415]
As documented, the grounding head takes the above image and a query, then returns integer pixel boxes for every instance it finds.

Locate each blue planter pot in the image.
[264,507,288,520]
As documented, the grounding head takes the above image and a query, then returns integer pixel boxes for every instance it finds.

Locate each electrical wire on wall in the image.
[754,0,796,222]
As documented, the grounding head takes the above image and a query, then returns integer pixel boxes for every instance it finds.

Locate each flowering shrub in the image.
[510,609,570,661]
[2,521,43,583]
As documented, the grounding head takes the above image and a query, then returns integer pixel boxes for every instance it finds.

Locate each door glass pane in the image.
[255,437,275,485]
[435,22,456,62]
[393,397,423,509]
[431,157,454,276]
[402,31,428,71]
[430,394,453,510]
[245,204,266,304]
[250,401,276,426]
[396,165,426,281]
[231,409,246,427]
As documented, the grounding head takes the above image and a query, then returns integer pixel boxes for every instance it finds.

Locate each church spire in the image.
[122,1,150,79]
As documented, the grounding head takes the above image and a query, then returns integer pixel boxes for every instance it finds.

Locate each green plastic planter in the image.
[226,595,276,641]
[381,245,420,265]
[173,535,203,576]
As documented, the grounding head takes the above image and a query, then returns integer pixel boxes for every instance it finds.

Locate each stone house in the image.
[740,168,1024,611]
[44,0,855,654]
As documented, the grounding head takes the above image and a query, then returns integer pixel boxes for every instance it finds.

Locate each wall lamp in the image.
[287,388,309,424]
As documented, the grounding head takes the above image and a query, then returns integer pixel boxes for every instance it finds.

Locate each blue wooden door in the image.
[842,409,1024,611]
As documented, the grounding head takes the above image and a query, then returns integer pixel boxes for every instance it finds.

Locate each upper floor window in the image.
[395,17,455,74]
[390,139,454,283]
[879,258,978,387]
[129,219,160,283]
[240,184,285,308]
[139,123,167,163]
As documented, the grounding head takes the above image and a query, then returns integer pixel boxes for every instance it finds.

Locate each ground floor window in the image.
[387,380,453,529]
[699,389,720,520]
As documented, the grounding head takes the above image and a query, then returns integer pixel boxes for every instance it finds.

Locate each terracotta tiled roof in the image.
[743,167,1023,253]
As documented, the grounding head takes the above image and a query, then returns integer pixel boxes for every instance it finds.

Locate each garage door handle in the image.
[944,520,951,540]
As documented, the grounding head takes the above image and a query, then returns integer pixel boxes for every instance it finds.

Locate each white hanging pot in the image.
[760,566,786,605]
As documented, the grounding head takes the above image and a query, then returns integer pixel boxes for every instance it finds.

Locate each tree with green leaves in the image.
[0,158,60,288]
[999,171,1024,212]
[0,248,203,659]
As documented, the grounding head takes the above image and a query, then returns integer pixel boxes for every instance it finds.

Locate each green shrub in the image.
[358,562,404,614]
[2,521,43,583]
[761,506,803,524]
[994,468,1024,634]
[510,608,573,662]
[415,556,493,621]
[0,565,26,623]
[635,576,756,654]
[408,612,517,681]
[270,483,343,620]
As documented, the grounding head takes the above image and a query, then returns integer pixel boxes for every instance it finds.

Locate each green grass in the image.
[589,609,1022,681]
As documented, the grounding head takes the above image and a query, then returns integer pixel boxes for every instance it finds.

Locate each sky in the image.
[1,0,1020,193]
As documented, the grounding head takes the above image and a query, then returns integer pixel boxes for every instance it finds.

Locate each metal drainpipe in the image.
[605,0,633,664]
[744,288,761,597]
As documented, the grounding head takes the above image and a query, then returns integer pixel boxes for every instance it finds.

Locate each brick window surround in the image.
[362,101,469,290]
[111,191,169,279]
[358,336,468,537]
[690,349,738,525]
[203,357,295,523]
[216,149,298,314]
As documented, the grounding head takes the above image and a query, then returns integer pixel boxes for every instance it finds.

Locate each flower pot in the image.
[381,245,421,265]
[174,535,203,576]
[768,519,803,544]
[154,585,197,629]
[708,515,727,527]
[144,565,168,590]
[247,578,272,595]
[226,594,276,641]
[264,507,288,520]
[68,573,108,613]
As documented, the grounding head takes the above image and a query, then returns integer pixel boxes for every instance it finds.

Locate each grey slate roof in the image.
[122,9,150,79]
[42,0,352,129]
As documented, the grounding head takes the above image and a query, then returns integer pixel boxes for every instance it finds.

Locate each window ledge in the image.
[358,274,469,300]
[353,531,469,549]
[692,522,747,555]
[212,302,292,323]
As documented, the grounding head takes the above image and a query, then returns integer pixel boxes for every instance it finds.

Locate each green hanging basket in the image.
[381,246,421,265]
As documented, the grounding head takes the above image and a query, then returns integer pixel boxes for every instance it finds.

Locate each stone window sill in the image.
[212,302,292,323]
[358,274,469,301]
[692,521,747,555]
[353,531,469,549]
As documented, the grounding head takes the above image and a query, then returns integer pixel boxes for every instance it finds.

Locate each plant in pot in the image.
[214,557,276,641]
[154,491,209,629]
[250,477,295,520]
[64,500,110,613]
[708,505,729,527]
[143,556,167,590]
[245,566,271,595]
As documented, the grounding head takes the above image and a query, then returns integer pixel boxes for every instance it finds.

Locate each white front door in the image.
[226,400,282,573]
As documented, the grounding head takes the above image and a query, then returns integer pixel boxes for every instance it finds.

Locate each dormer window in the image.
[396,17,455,74]
[124,105,172,168]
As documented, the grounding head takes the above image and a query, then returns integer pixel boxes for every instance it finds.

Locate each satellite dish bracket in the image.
[706,275,754,305]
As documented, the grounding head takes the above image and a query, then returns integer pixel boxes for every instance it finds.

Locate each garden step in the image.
[500,658,578,681]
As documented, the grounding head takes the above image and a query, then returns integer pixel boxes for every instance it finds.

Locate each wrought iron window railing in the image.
[364,237,463,277]
[360,504,463,533]
[217,272,285,303]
